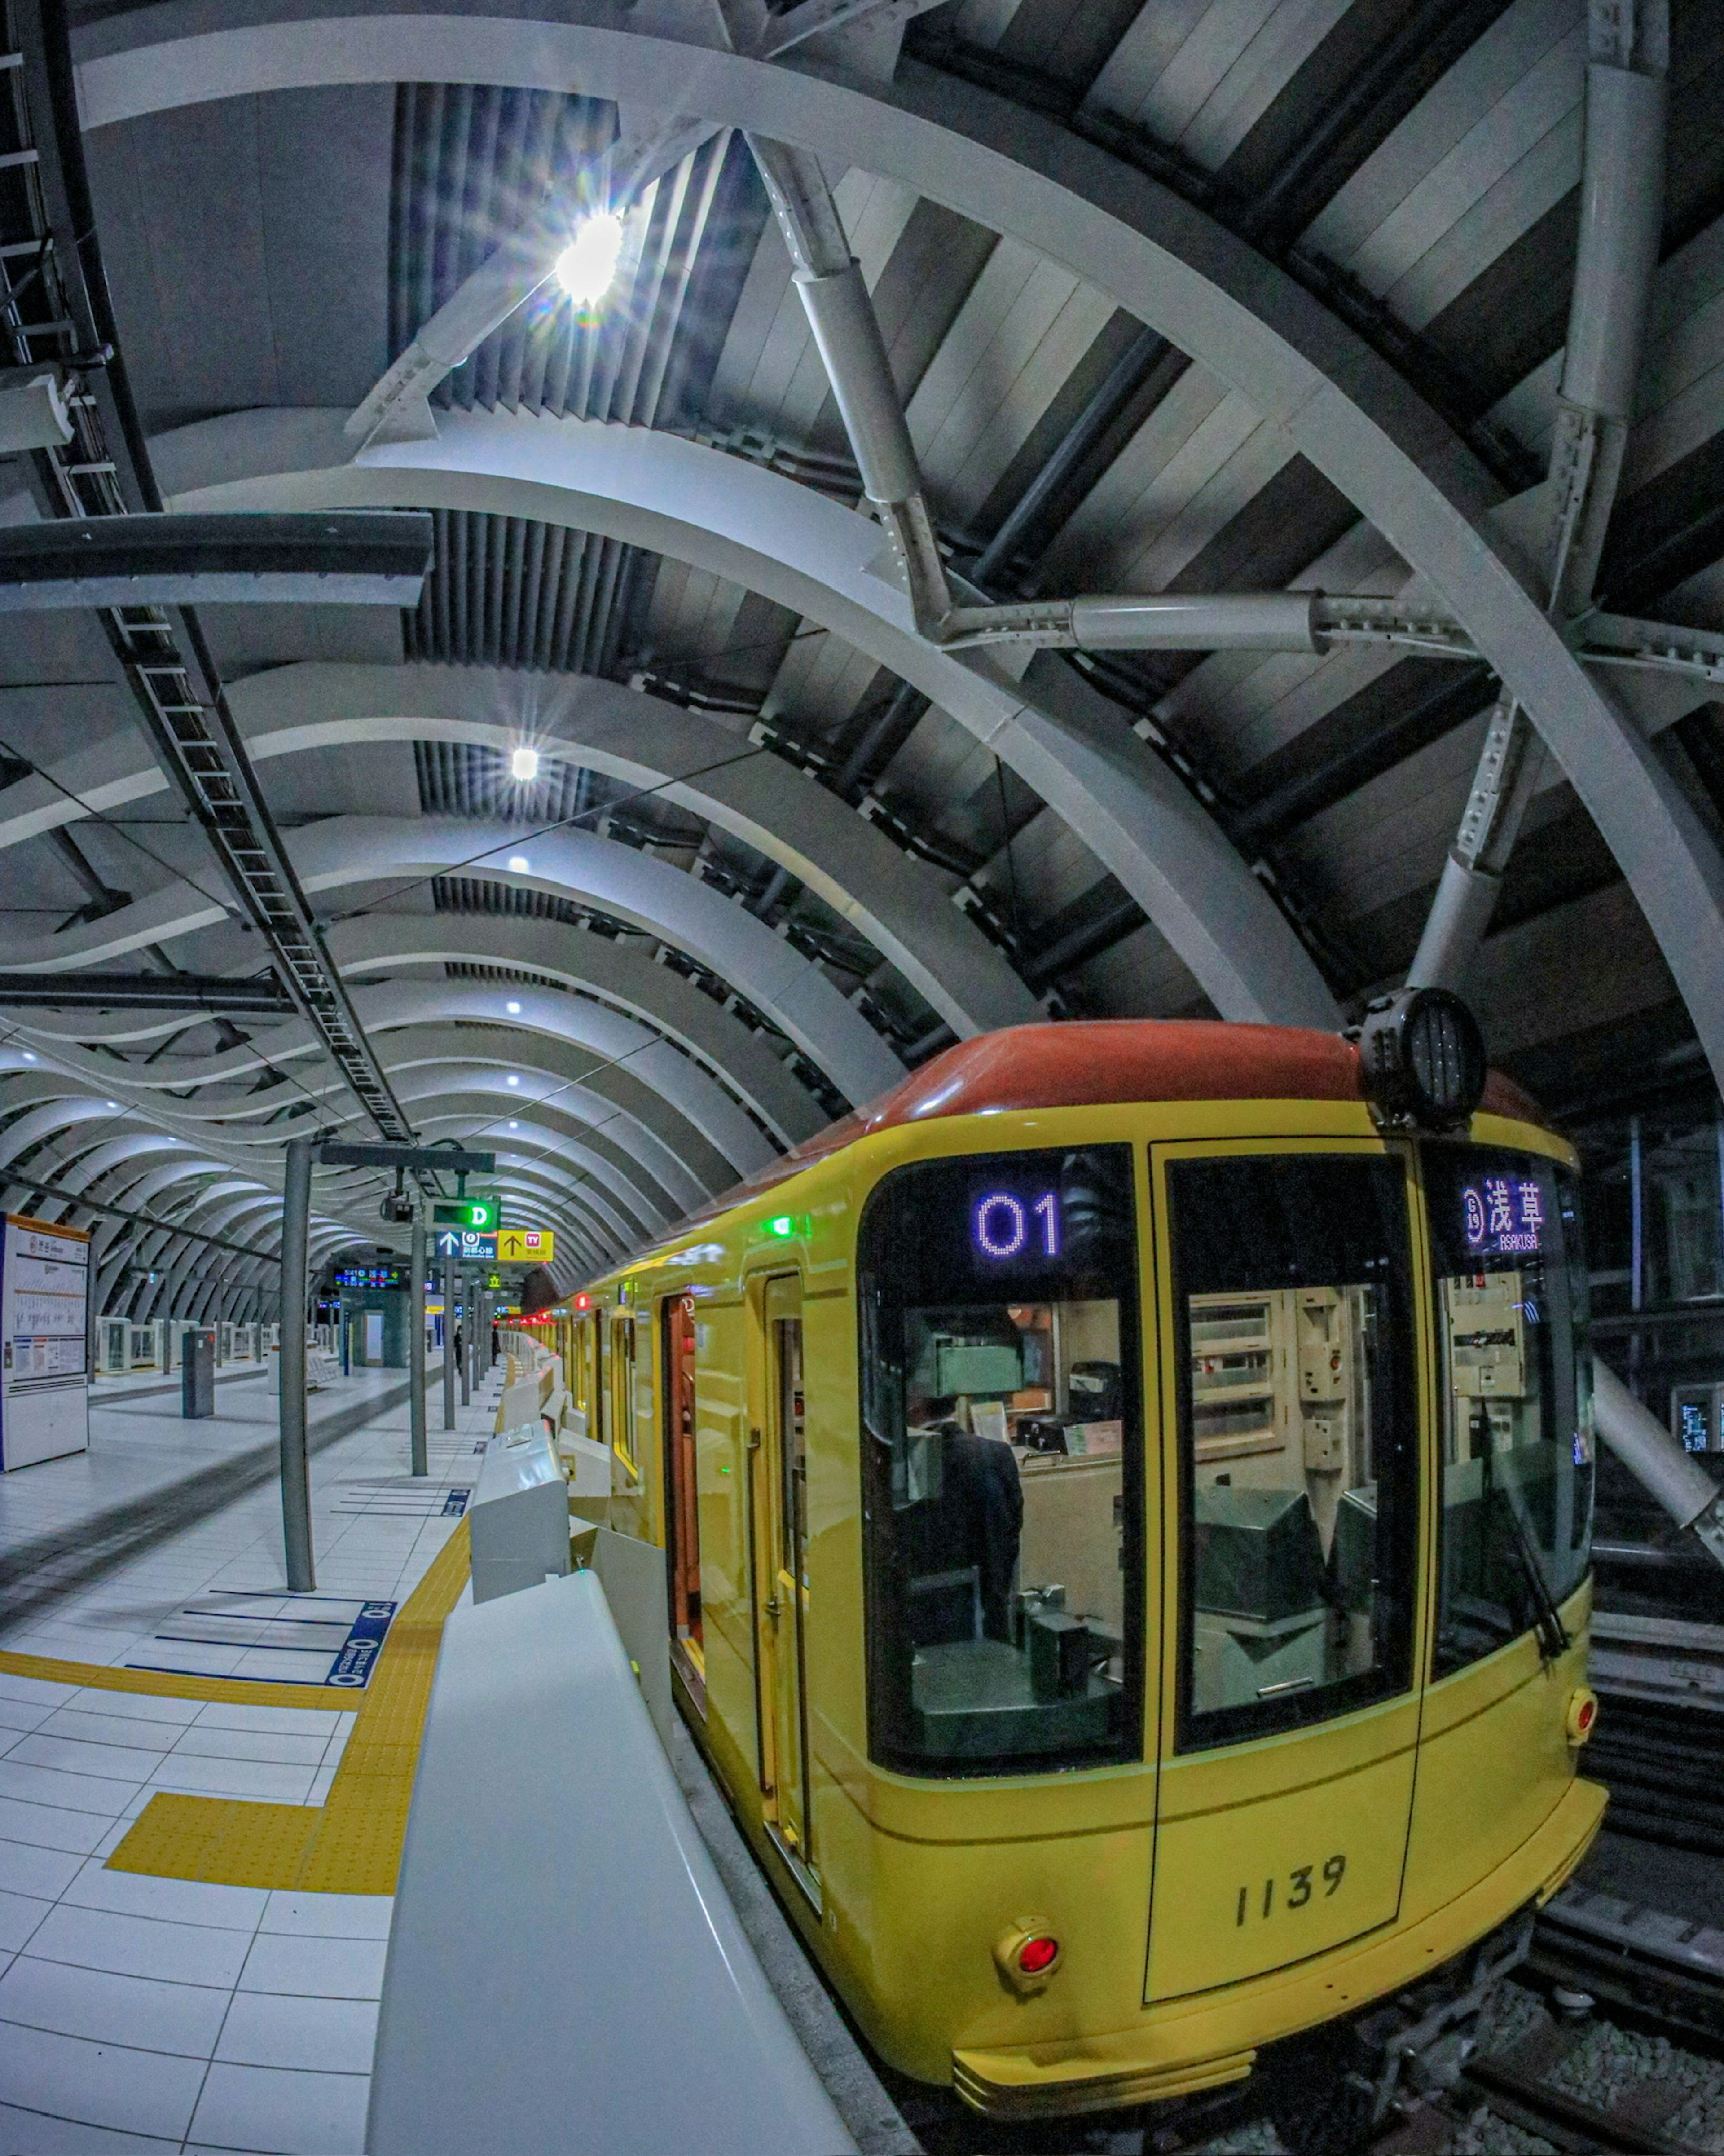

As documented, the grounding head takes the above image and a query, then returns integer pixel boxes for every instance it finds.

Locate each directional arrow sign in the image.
[434,1229,497,1261]
[497,1229,554,1263]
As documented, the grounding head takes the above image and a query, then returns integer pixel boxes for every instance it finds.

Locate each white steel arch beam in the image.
[230,665,1038,1041]
[402,1106,671,1238]
[328,914,823,1146]
[0,666,1038,1045]
[157,408,1341,1036]
[79,7,1724,1076]
[0,815,904,1111]
[26,981,774,1182]
[381,1067,699,1219]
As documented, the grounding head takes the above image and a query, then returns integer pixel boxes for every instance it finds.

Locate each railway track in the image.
[1583,1613,1724,1853]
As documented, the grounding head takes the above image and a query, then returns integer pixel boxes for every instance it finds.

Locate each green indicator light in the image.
[768,1215,794,1237]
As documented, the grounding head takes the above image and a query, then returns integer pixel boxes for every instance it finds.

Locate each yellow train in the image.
[528,994,1604,2142]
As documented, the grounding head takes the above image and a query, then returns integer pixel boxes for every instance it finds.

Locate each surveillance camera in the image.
[380,1193,415,1223]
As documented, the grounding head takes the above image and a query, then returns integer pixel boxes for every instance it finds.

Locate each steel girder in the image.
[76,6,1724,1079]
[0,812,904,1110]
[154,404,1343,1032]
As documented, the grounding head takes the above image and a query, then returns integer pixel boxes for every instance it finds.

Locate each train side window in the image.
[858,1146,1143,1778]
[1423,1147,1594,1679]
[1167,1152,1419,1752]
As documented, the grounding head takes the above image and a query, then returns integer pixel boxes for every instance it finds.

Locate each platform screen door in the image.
[1145,1141,1424,2001]
[749,1272,814,1885]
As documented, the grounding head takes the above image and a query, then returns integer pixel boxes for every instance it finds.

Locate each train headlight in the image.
[1566,1686,1598,1745]
[994,1922,1062,1994]
[1355,987,1487,1133]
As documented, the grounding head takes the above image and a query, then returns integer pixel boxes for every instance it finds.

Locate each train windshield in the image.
[858,1146,1143,1777]
[1424,1145,1593,1678]
[1167,1150,1420,1751]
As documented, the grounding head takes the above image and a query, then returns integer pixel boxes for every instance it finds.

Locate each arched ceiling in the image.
[3,0,1723,1306]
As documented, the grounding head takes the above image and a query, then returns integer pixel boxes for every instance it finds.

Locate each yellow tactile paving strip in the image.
[104,1520,471,1895]
[0,1651,337,1711]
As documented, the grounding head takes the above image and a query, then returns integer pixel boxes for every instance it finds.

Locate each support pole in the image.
[441,1263,456,1430]
[278,1137,315,1592]
[459,1267,471,1408]
[409,1209,427,1478]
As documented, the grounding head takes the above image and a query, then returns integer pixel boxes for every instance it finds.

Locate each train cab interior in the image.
[859,1137,1595,1780]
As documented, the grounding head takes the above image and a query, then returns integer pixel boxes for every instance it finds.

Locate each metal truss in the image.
[3,0,416,1143]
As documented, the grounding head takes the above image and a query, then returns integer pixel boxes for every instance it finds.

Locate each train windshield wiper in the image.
[1491,1480,1570,1662]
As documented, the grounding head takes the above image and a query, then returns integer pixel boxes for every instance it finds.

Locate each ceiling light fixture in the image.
[508,855,529,873]
[506,1000,522,1014]
[555,212,625,306]
[510,746,540,782]
[506,1074,520,1086]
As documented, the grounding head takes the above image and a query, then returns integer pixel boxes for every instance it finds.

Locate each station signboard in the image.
[432,1195,499,1230]
[497,1229,554,1263]
[433,1229,497,1261]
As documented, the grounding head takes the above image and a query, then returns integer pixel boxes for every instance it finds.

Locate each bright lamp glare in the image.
[555,213,624,305]
[510,745,539,782]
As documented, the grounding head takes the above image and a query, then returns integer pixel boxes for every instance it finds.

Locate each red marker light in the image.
[1016,1936,1059,1976]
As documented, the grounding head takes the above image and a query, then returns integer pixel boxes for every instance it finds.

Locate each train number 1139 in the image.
[1236,1854,1346,1926]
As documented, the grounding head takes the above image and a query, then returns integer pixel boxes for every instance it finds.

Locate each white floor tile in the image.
[191,1705,344,1738]
[0,2100,181,2151]
[224,1649,339,1684]
[60,1862,267,1934]
[189,2062,369,2155]
[141,1757,313,1804]
[168,1727,326,1768]
[26,1905,251,1990]
[214,1989,378,2073]
[0,1764,136,1820]
[0,1887,51,1953]
[63,1691,204,1726]
[34,1713,177,1756]
[0,1799,109,1858]
[0,1953,229,2058]
[305,1765,336,1805]
[0,2021,206,2141]
[88,1821,132,1861]
[0,1839,84,1903]
[6,1737,167,1788]
[0,1677,76,1710]
[259,1893,391,1942]
[237,1932,386,2001]
[0,1696,56,1736]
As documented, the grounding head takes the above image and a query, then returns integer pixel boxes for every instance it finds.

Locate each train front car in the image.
[571,1004,1605,2146]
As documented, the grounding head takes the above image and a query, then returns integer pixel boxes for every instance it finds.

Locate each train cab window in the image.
[1423,1146,1593,1679]
[858,1146,1142,1777]
[1167,1153,1418,1752]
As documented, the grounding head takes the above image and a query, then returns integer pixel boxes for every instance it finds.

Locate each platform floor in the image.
[0,1360,506,2153]
[0,1365,473,1676]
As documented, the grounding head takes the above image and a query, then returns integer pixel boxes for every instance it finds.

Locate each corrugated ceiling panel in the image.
[1304,0,1581,274]
[1280,713,1489,917]
[978,806,1108,921]
[763,625,888,737]
[1086,0,1351,172]
[1049,369,1263,588]
[1076,917,1205,1016]
[905,241,1114,522]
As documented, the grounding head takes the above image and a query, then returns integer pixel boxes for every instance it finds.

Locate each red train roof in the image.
[712,1019,1546,1217]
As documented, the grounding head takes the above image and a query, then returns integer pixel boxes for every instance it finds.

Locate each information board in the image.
[0,1215,91,1470]
[497,1229,554,1264]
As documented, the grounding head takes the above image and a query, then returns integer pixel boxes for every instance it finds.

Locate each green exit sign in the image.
[432,1195,499,1230]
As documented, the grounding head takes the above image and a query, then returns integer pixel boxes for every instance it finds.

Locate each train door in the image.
[748,1272,815,1883]
[1145,1140,1427,2001]
[662,1296,704,1701]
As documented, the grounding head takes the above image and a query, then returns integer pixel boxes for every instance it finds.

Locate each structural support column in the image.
[440,1263,455,1431]
[278,1137,315,1593]
[458,1266,471,1408]
[409,1207,427,1478]
[1411,0,1668,995]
